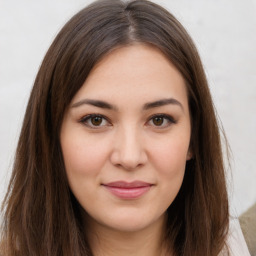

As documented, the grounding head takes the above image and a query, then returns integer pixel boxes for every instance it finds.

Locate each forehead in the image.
[71,44,188,110]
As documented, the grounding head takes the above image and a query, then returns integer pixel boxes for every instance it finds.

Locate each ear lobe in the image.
[186,150,193,161]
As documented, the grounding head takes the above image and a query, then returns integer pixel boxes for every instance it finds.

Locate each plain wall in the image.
[0,0,256,216]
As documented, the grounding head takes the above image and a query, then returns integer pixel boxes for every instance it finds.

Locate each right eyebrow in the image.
[71,99,118,110]
[143,98,184,112]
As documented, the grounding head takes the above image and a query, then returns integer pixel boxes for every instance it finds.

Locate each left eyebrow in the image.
[71,99,118,110]
[143,98,184,111]
[71,98,184,112]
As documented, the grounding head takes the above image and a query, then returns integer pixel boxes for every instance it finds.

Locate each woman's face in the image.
[60,44,192,233]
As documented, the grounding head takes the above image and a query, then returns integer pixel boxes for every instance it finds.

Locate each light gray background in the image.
[0,0,255,216]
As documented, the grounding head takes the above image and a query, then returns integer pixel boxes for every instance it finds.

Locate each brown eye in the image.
[80,114,110,129]
[152,116,164,126]
[147,114,176,128]
[91,116,103,126]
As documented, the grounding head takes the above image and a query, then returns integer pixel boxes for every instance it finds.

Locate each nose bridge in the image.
[111,123,147,169]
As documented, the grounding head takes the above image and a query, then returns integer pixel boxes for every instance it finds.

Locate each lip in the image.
[102,181,152,199]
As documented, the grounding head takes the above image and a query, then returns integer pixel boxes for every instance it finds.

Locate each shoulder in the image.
[239,203,256,256]
[220,217,251,256]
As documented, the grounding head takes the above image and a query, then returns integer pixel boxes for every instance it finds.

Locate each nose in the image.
[110,125,148,170]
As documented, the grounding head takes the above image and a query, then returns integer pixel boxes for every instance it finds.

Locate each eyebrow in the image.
[142,98,184,111]
[71,99,117,110]
[71,98,184,111]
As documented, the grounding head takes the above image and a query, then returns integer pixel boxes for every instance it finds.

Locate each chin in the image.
[91,209,166,234]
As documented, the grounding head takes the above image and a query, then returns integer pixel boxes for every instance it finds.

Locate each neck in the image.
[85,214,171,256]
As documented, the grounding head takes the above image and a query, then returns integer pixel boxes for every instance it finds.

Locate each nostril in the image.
[110,146,148,170]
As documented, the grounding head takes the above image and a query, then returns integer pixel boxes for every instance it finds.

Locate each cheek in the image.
[150,135,189,192]
[151,139,188,208]
[154,138,189,170]
[61,133,110,178]
[60,133,112,209]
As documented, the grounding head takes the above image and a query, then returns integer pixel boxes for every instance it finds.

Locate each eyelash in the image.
[79,114,111,129]
[79,113,176,129]
[147,114,177,128]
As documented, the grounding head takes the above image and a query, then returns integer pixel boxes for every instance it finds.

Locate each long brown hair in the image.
[1,0,229,255]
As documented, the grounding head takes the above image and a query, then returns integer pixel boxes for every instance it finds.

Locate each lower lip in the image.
[103,185,151,199]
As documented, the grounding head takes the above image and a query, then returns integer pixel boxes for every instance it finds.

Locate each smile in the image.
[102,181,152,199]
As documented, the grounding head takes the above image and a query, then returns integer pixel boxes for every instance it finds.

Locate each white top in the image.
[220,217,251,256]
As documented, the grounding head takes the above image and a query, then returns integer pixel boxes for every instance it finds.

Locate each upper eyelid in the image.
[80,114,109,121]
[79,114,112,127]
[146,114,177,128]
[78,113,176,126]
[147,113,176,122]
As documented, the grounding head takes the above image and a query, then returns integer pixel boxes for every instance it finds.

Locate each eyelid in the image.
[146,113,177,128]
[79,114,112,129]
[78,113,176,129]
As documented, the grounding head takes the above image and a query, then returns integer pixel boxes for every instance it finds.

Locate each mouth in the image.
[102,181,153,199]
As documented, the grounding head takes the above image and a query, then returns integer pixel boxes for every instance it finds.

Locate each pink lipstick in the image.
[103,181,152,199]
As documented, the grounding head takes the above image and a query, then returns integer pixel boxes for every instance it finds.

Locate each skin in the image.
[60,44,192,256]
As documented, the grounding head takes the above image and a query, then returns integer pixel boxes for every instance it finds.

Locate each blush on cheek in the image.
[62,139,108,177]
[157,140,189,158]
[153,144,188,178]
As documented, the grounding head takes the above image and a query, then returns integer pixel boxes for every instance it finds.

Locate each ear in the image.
[186,149,193,161]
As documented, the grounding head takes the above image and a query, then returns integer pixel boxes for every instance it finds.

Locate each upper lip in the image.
[103,180,152,188]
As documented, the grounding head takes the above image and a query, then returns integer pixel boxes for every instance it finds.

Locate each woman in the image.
[0,0,242,255]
